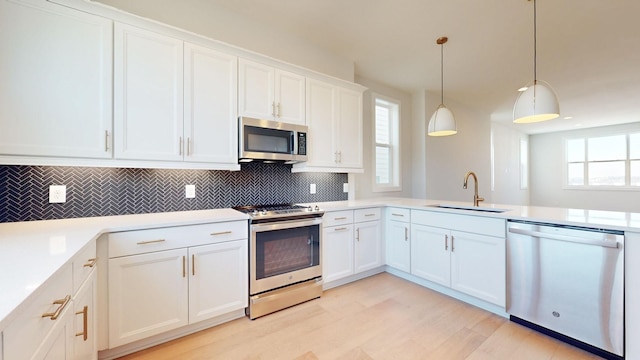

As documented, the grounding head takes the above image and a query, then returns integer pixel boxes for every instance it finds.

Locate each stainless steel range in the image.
[233,204,324,319]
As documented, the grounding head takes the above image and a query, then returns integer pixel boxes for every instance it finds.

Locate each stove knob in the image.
[260,210,267,216]
[314,205,320,211]
[252,210,258,216]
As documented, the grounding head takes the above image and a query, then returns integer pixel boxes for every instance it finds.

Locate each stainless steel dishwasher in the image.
[507,220,624,360]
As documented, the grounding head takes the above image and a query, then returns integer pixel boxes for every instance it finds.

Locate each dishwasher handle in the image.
[508,227,619,249]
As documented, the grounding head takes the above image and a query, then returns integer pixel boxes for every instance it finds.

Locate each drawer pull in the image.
[334,227,348,231]
[334,217,347,220]
[405,227,408,241]
[83,258,97,268]
[137,239,166,245]
[42,295,71,320]
[392,213,404,217]
[192,254,196,276]
[211,230,232,236]
[182,256,186,278]
[75,305,88,341]
[364,213,376,217]
[356,228,360,241]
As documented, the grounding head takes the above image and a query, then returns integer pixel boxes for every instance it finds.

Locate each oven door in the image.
[250,217,322,295]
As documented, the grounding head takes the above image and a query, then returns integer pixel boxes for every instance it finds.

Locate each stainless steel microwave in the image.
[238,117,308,163]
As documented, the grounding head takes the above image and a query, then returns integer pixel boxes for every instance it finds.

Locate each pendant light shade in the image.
[428,36,457,137]
[513,0,559,123]
[428,104,457,136]
[513,80,560,123]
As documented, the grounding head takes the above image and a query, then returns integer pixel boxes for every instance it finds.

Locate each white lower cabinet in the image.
[410,210,506,307]
[385,208,411,273]
[107,222,248,348]
[73,271,97,360]
[323,208,382,285]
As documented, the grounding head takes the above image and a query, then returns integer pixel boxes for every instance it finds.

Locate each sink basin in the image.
[425,204,510,213]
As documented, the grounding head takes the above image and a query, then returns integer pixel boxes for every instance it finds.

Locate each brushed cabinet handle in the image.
[75,305,88,341]
[83,258,97,268]
[182,256,186,278]
[187,137,191,156]
[451,235,455,252]
[192,254,195,276]
[334,217,347,220]
[356,228,360,241]
[105,130,110,152]
[136,239,166,245]
[364,213,376,217]
[405,227,408,241]
[334,227,348,231]
[392,213,404,217]
[42,295,71,320]
[444,235,448,251]
[211,231,232,236]
[277,103,281,117]
[272,102,276,117]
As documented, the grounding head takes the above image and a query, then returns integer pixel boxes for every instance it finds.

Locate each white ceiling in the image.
[206,0,640,134]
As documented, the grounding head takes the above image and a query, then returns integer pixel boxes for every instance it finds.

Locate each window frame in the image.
[372,93,401,193]
[564,131,640,190]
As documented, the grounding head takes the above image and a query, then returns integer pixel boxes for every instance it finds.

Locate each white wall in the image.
[490,122,530,205]
[410,90,428,199]
[94,0,354,82]
[353,76,413,199]
[530,122,640,212]
[423,98,493,204]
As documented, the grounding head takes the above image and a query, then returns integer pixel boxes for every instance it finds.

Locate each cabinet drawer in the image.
[386,207,410,222]
[4,264,73,360]
[354,207,381,222]
[108,221,248,258]
[323,210,354,227]
[411,210,505,238]
[72,240,97,294]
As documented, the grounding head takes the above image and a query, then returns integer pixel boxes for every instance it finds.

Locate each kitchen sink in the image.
[425,204,510,213]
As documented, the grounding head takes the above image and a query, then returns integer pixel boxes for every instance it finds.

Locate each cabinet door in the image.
[450,231,505,306]
[184,43,238,164]
[305,79,337,167]
[354,221,382,273]
[0,0,112,159]
[238,59,275,120]
[451,231,506,306]
[336,87,363,169]
[323,225,354,283]
[411,225,450,286]
[108,249,188,348]
[188,240,248,324]
[275,69,305,124]
[35,308,74,360]
[627,232,640,358]
[114,23,184,161]
[385,220,411,273]
[73,271,97,360]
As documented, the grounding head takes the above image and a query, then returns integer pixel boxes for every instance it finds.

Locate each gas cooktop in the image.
[233,203,323,220]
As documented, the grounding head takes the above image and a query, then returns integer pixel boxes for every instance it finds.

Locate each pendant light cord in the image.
[440,41,444,104]
[533,0,537,84]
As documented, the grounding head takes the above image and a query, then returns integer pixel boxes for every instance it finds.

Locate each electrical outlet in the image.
[310,183,316,194]
[185,184,196,199]
[49,185,66,203]
[343,183,349,193]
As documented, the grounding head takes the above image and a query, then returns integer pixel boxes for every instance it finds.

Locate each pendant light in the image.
[428,36,457,136]
[513,0,559,123]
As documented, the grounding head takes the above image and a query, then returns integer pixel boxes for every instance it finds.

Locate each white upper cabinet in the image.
[183,43,238,165]
[114,23,184,162]
[238,59,305,125]
[292,78,363,173]
[0,0,113,159]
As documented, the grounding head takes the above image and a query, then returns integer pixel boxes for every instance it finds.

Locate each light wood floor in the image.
[118,273,602,359]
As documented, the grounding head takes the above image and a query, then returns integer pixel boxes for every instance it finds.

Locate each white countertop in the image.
[0,209,248,330]
[1,198,639,330]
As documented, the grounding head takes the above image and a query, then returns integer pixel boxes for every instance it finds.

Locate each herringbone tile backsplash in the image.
[0,163,348,223]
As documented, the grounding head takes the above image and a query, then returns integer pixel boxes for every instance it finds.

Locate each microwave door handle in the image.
[292,132,297,155]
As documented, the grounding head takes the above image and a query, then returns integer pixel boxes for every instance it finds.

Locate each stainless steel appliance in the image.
[238,117,308,163]
[507,220,624,359]
[234,204,323,319]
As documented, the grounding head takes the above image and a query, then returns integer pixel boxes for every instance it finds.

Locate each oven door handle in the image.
[251,217,323,232]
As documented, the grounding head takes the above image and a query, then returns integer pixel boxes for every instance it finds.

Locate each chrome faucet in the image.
[463,171,484,207]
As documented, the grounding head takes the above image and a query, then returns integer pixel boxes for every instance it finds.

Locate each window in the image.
[373,95,400,191]
[566,133,640,188]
